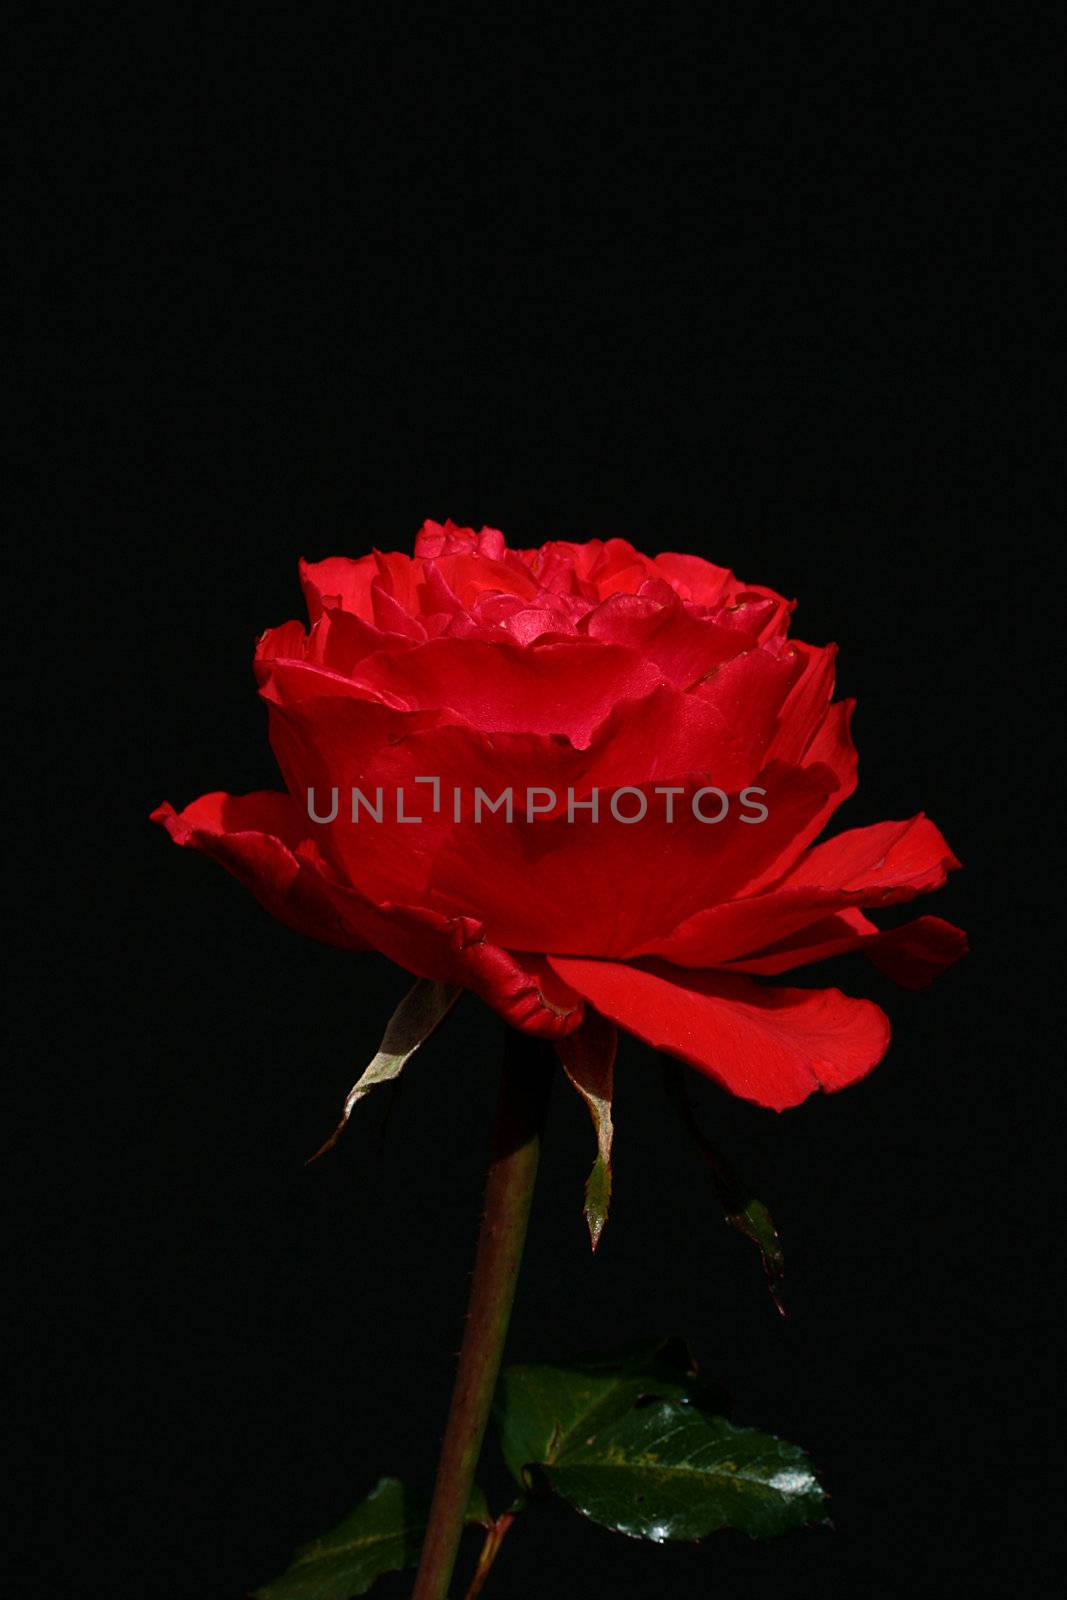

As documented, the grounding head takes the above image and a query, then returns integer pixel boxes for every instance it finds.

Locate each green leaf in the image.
[662,1059,786,1313]
[725,1192,785,1311]
[494,1343,824,1542]
[252,1478,488,1599]
[494,1337,719,1489]
[544,1398,826,1541]
[310,979,462,1159]
[464,1482,492,1527]
[555,1012,617,1249]
[251,1477,421,1599]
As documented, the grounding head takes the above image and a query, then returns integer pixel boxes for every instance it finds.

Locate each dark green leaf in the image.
[464,1483,491,1527]
[545,1398,826,1541]
[252,1478,487,1599]
[494,1344,823,1543]
[662,1059,786,1313]
[726,1193,785,1310]
[494,1337,721,1489]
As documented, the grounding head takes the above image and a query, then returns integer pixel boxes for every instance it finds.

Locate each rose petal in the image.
[724,908,968,988]
[647,814,960,966]
[152,792,584,1036]
[549,956,891,1111]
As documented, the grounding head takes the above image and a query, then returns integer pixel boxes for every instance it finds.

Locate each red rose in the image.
[153,520,964,1109]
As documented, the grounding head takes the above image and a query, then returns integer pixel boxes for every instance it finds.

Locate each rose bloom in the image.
[154,521,965,1109]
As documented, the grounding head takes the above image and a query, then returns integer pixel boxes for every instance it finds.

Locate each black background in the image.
[13,7,1059,1598]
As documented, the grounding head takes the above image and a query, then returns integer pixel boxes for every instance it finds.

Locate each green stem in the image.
[412,1031,554,1600]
